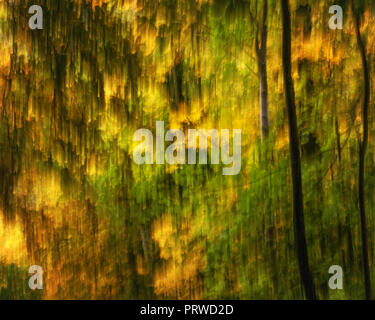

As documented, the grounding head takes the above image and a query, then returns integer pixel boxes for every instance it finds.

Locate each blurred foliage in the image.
[0,0,374,299]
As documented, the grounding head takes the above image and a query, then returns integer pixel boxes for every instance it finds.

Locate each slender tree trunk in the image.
[281,0,316,300]
[352,0,371,300]
[335,117,341,165]
[256,0,269,140]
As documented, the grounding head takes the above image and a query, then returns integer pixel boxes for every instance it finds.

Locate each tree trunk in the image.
[281,0,316,300]
[352,0,371,300]
[256,0,269,140]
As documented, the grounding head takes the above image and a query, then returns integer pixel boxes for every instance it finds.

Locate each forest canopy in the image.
[0,0,375,300]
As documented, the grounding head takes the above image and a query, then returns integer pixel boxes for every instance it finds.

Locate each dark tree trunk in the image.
[352,0,371,300]
[281,0,316,300]
[335,117,341,166]
[256,0,269,140]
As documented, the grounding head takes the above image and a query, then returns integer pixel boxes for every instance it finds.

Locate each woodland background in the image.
[0,0,375,299]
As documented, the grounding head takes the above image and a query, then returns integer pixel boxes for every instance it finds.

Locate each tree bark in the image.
[281,0,316,300]
[352,0,371,300]
[256,0,269,140]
